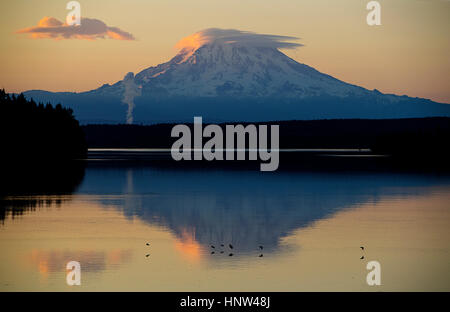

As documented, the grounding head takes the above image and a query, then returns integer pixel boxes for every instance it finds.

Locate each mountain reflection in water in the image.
[76,164,450,256]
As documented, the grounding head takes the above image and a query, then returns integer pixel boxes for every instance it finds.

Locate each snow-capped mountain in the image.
[23,28,450,124]
[133,43,367,99]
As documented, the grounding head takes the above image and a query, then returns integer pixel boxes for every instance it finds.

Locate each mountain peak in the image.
[134,29,362,99]
[170,28,302,66]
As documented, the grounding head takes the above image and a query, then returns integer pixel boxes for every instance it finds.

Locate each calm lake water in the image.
[1,155,450,291]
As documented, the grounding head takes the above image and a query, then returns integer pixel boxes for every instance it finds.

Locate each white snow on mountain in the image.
[130,28,369,99]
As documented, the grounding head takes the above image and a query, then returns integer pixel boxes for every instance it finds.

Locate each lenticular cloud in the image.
[175,28,302,51]
[16,17,135,41]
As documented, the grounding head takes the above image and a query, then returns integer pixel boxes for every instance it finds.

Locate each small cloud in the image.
[16,17,135,41]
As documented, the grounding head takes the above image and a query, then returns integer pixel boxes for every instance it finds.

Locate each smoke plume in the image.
[122,72,141,124]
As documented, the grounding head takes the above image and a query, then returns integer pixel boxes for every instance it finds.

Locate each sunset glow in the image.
[174,228,204,263]
[175,31,210,52]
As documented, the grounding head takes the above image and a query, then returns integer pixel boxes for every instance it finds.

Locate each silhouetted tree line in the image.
[0,89,87,161]
[83,118,450,157]
[82,118,450,171]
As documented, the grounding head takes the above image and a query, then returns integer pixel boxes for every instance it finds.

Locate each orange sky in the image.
[0,0,449,103]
